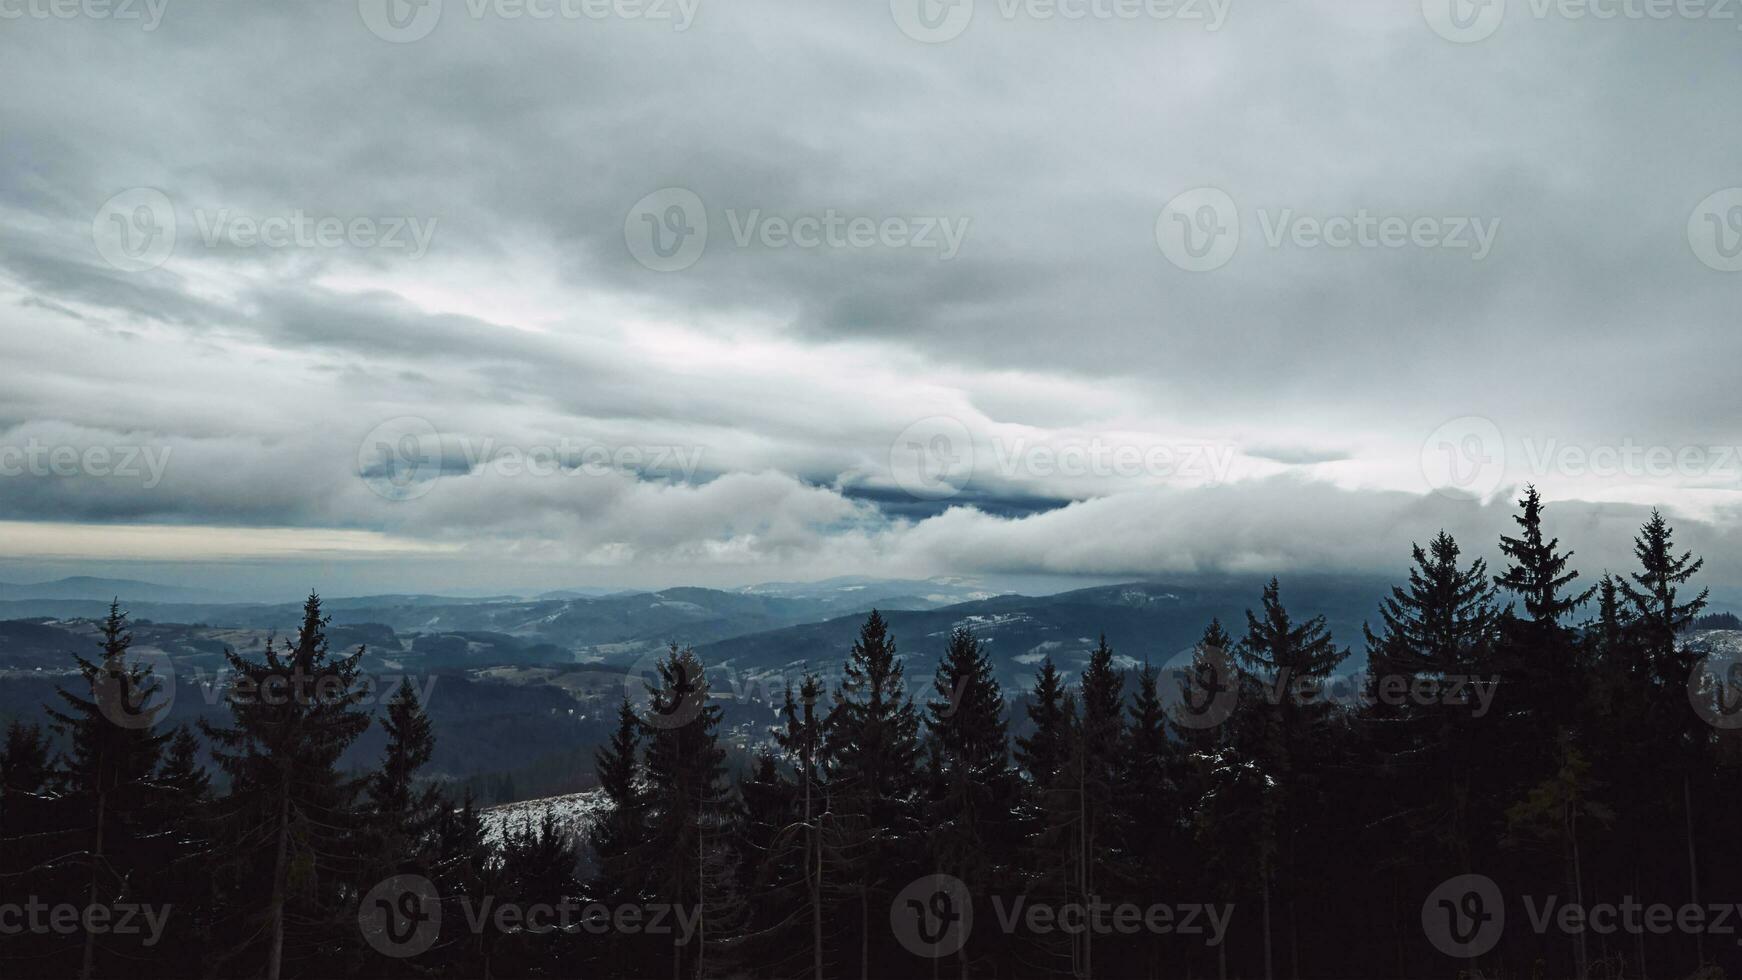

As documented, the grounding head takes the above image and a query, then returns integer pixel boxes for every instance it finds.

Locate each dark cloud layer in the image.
[1,1,1739,592]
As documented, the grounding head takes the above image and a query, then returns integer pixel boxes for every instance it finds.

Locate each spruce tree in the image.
[365,678,442,870]
[1013,656,1068,786]
[589,697,655,976]
[1615,508,1708,685]
[1494,487,1592,738]
[199,593,370,980]
[924,627,1014,976]
[769,671,831,980]
[639,644,732,979]
[1496,485,1594,625]
[1236,578,1347,980]
[45,601,171,980]
[1117,658,1189,977]
[821,609,923,978]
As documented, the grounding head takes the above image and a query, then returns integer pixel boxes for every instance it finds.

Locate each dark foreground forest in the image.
[1,489,1738,979]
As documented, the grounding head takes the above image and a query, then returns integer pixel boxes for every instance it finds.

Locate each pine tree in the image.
[1117,658,1189,976]
[1,720,52,798]
[199,593,371,980]
[365,678,442,870]
[1365,532,1502,681]
[768,671,831,979]
[640,644,732,980]
[1013,656,1068,786]
[924,627,1014,976]
[822,610,923,979]
[1076,634,1125,975]
[150,725,216,980]
[45,601,171,980]
[1496,485,1594,625]
[589,697,655,975]
[1173,618,1239,753]
[1615,508,1708,685]
[1494,488,1592,740]
[1237,579,1347,980]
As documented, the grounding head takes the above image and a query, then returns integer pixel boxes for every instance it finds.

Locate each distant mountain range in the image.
[0,573,1395,786]
[0,576,241,604]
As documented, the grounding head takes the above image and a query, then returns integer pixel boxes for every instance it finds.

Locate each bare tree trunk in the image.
[78,786,106,980]
[1569,800,1588,980]
[807,777,822,980]
[267,765,290,980]
[1261,869,1273,980]
[1634,865,1647,979]
[1685,774,1704,967]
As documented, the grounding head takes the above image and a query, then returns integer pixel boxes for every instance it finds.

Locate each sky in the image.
[2,0,1742,599]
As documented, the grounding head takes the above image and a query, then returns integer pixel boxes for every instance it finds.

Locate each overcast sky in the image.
[2,0,1741,599]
